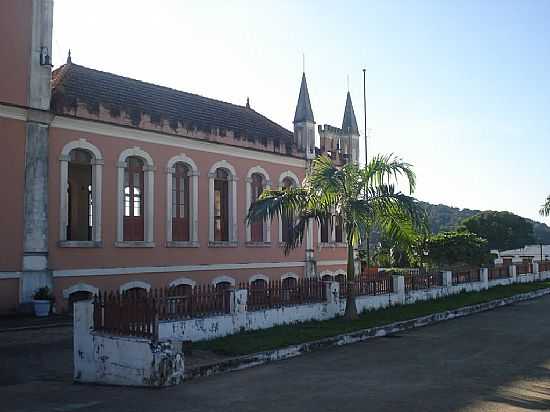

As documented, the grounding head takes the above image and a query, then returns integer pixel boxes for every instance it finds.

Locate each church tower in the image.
[341,91,360,164]
[293,73,316,160]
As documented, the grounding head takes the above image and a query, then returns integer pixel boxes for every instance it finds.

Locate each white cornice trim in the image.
[50,115,306,168]
[0,272,21,280]
[0,104,27,121]
[51,259,345,278]
[52,261,308,278]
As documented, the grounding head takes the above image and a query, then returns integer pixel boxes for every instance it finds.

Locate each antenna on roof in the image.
[246,96,250,109]
[67,49,72,64]
[302,52,305,73]
[347,74,350,92]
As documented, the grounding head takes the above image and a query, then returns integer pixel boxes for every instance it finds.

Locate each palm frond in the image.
[540,195,550,217]
[364,153,416,194]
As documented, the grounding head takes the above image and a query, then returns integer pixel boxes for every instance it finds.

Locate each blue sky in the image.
[52,0,550,224]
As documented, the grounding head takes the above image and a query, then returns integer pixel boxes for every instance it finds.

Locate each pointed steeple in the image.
[342,91,359,135]
[293,73,314,124]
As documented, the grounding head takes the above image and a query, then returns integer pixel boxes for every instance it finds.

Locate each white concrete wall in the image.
[155,266,550,343]
[75,263,550,378]
[73,300,184,387]
[159,282,340,342]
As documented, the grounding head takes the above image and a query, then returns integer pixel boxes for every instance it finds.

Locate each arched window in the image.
[124,157,144,241]
[281,276,297,288]
[214,169,229,241]
[62,283,98,314]
[250,173,265,242]
[172,163,190,242]
[281,177,295,243]
[209,161,237,245]
[125,287,148,299]
[166,154,199,246]
[251,278,268,289]
[335,273,346,283]
[59,139,103,245]
[215,281,232,290]
[171,284,192,297]
[68,290,93,314]
[67,150,92,241]
[246,167,271,244]
[116,147,154,245]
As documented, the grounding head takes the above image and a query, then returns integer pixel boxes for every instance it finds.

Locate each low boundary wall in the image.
[73,264,550,386]
[159,267,550,343]
[73,300,184,387]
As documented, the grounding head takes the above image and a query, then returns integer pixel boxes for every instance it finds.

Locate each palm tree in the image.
[247,154,426,319]
[541,195,550,217]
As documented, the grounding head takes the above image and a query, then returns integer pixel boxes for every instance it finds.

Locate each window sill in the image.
[166,241,200,248]
[114,241,156,248]
[245,241,272,248]
[58,240,103,248]
[208,241,238,248]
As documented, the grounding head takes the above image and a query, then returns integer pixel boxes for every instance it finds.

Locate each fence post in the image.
[533,262,540,281]
[392,275,405,304]
[73,299,95,383]
[232,288,248,314]
[509,265,517,283]
[326,281,340,305]
[442,271,453,287]
[480,268,489,290]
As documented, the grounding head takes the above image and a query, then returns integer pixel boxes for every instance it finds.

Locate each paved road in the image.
[3,295,550,412]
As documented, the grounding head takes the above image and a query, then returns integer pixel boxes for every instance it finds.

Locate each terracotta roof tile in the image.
[51,63,293,143]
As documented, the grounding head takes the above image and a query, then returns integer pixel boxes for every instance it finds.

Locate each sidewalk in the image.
[0,313,72,332]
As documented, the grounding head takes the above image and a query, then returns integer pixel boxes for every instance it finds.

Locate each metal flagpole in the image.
[363,68,370,272]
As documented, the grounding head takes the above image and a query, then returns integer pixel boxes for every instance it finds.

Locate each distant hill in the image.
[420,201,550,244]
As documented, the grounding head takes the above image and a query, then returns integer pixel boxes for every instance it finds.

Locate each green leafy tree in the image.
[247,154,426,319]
[541,195,550,217]
[461,211,535,251]
[424,231,490,269]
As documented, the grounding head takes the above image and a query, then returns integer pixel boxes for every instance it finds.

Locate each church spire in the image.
[342,91,359,136]
[293,73,314,124]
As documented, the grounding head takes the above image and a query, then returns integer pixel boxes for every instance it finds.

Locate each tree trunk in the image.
[343,240,358,320]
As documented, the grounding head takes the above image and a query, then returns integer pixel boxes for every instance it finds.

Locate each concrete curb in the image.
[184,286,550,381]
[0,322,72,333]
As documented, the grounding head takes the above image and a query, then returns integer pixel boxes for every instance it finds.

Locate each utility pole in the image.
[363,68,370,272]
[363,69,367,163]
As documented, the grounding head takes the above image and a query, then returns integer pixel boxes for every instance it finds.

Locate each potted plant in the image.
[32,287,54,317]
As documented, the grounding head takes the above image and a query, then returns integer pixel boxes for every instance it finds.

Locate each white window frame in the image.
[62,283,99,299]
[166,154,199,247]
[211,275,236,286]
[281,272,299,281]
[245,166,271,245]
[249,273,270,284]
[116,147,155,247]
[120,280,151,294]
[168,277,196,288]
[208,160,238,246]
[59,139,103,247]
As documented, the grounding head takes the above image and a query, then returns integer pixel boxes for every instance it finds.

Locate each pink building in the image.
[0,0,360,314]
